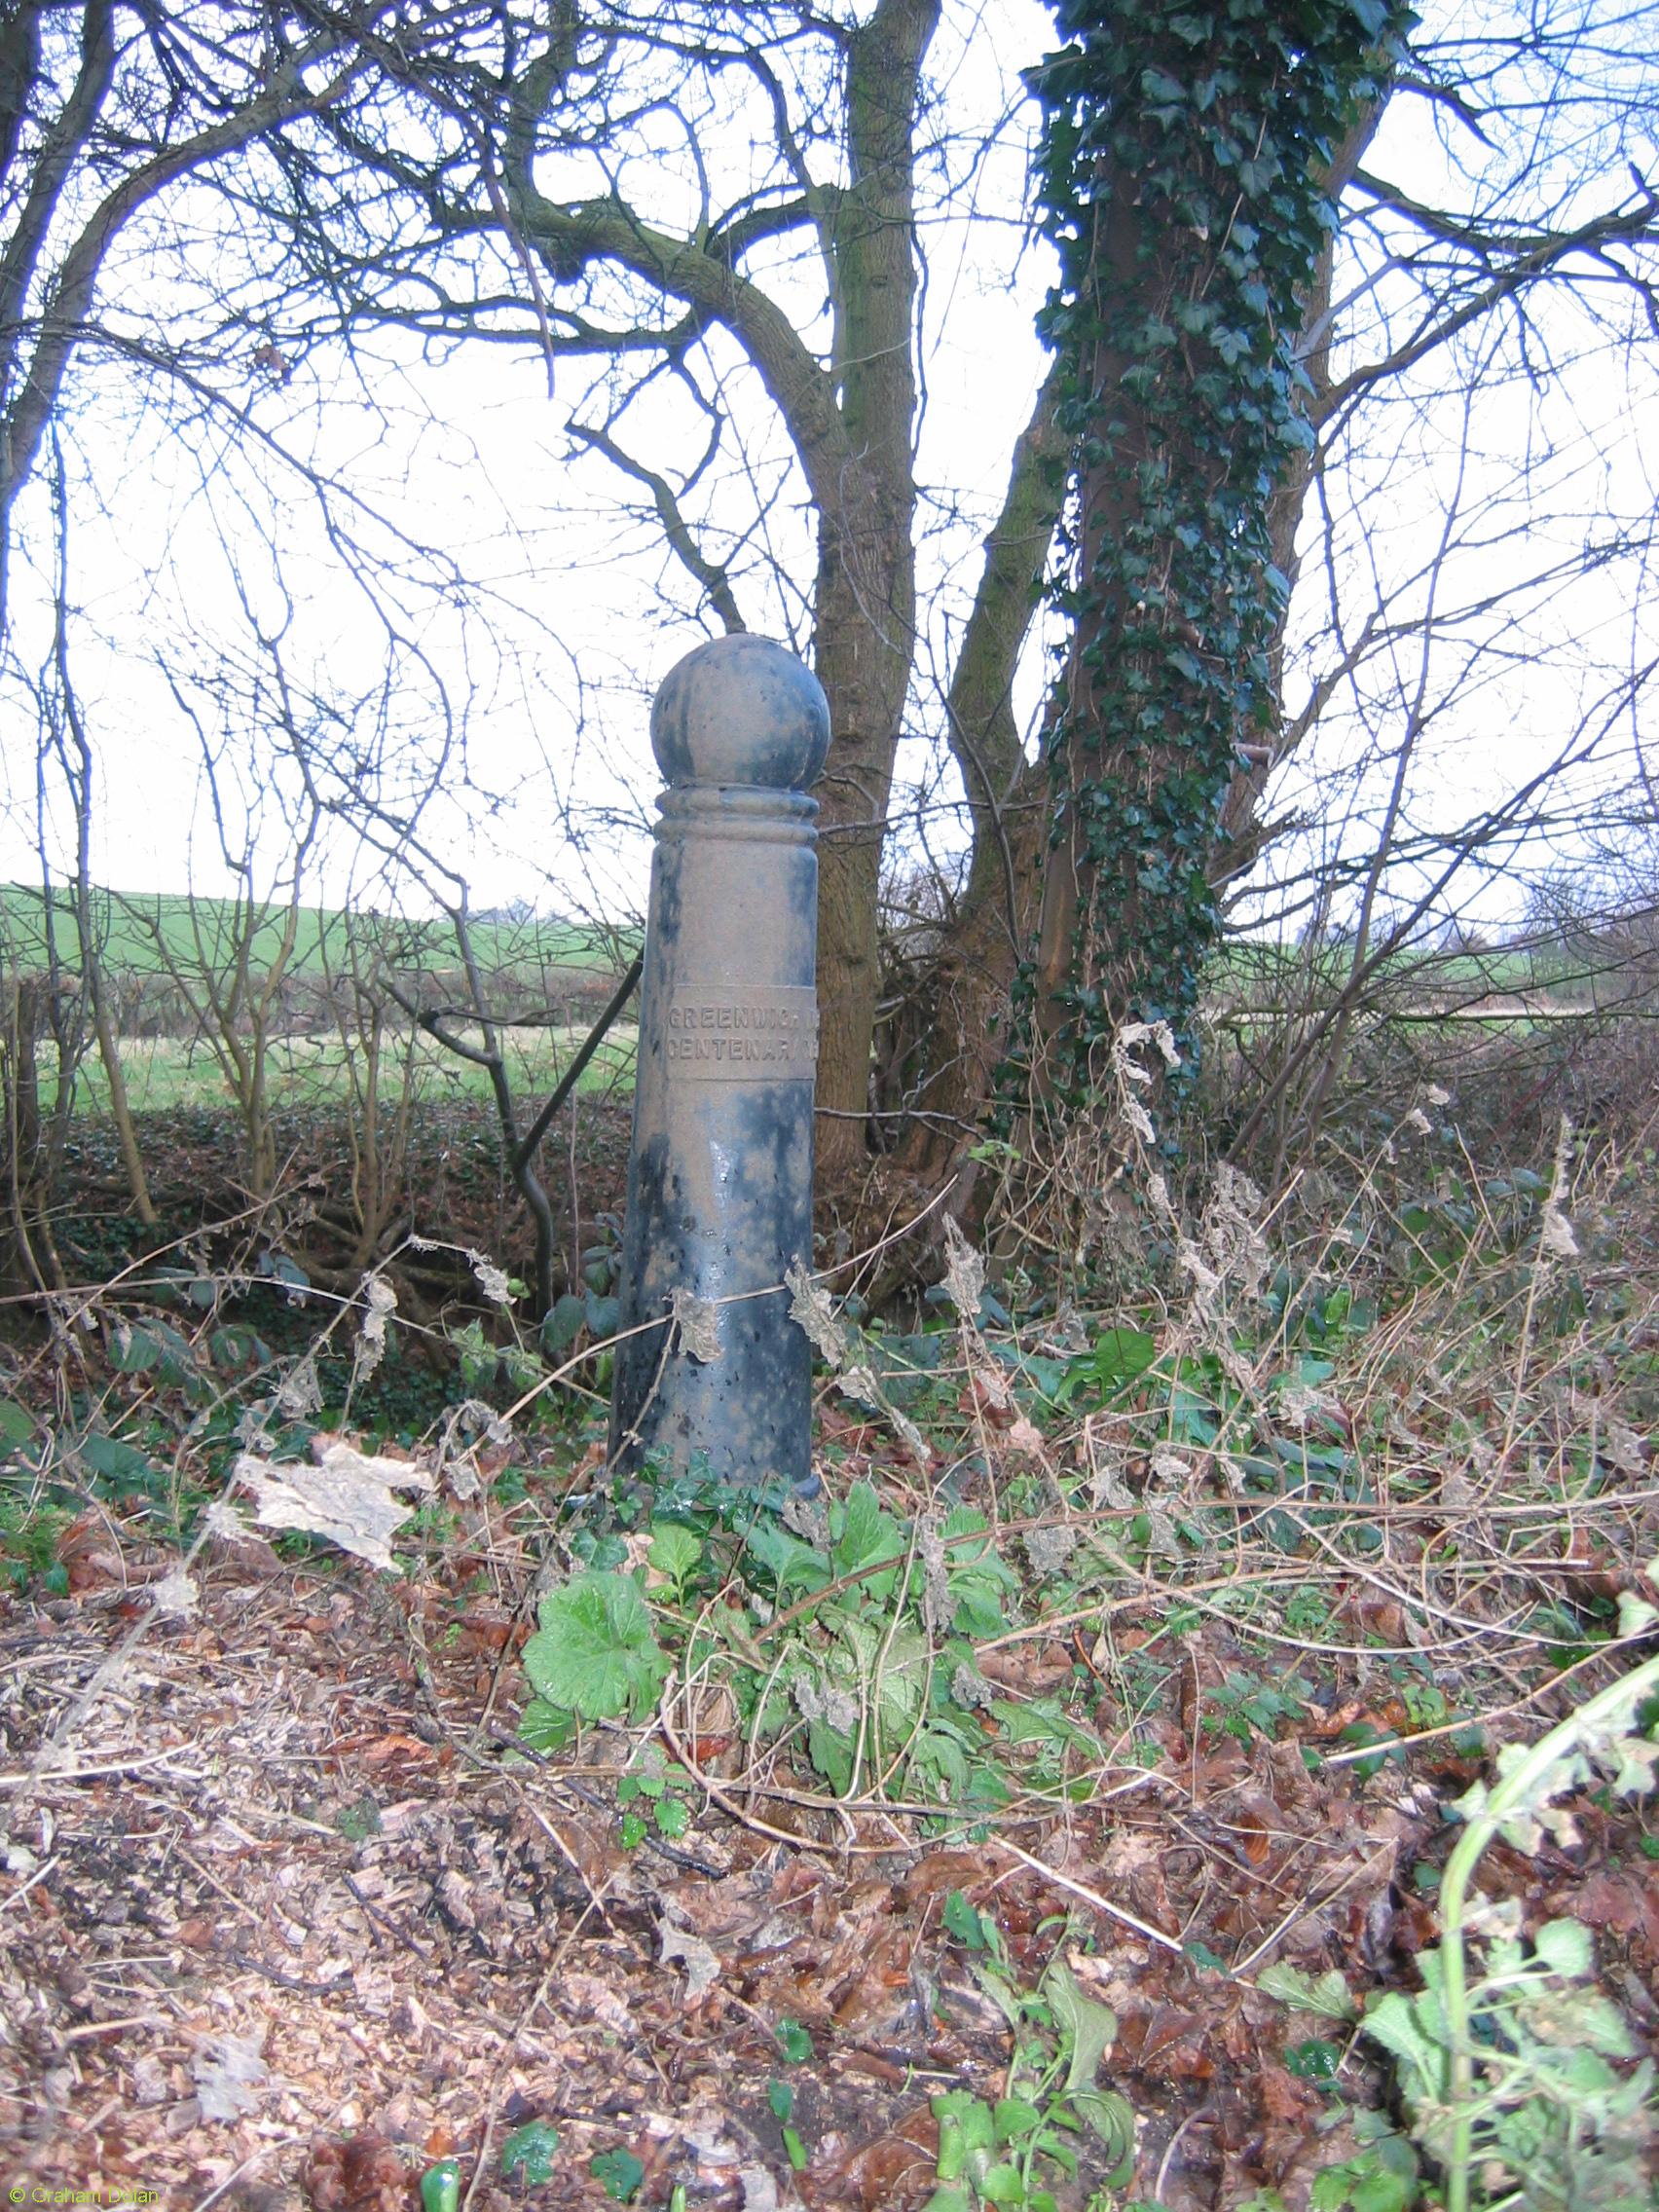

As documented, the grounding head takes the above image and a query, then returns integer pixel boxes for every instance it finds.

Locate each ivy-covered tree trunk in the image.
[1026,0,1404,1111]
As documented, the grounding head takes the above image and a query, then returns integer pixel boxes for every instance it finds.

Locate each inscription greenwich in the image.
[664,986,818,1077]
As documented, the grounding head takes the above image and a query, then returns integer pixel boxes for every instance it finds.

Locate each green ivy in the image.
[1025,0,1412,1098]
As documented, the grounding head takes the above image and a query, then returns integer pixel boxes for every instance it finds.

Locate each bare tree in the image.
[0,2,395,635]
[232,0,1059,1171]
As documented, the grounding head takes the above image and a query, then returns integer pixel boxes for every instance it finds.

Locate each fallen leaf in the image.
[235,1443,434,1571]
[659,1919,721,1997]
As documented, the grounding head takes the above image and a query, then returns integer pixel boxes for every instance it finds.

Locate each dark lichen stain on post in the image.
[609,634,830,1490]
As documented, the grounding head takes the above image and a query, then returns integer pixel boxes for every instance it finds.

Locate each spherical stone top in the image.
[651,634,830,792]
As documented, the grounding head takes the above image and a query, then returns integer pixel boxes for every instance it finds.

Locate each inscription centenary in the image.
[664,985,818,1077]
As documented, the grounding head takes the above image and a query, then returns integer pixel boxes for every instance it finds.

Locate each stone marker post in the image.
[608,634,830,1490]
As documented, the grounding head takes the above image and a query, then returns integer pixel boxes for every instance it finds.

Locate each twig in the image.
[991,1835,1186,1957]
[513,952,643,1172]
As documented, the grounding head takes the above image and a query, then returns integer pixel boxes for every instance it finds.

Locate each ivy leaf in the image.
[523,1572,669,1720]
[499,2121,560,2184]
[589,2150,645,2202]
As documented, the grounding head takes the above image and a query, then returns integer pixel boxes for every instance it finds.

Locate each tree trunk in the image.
[889,367,1068,1173]
[811,0,936,1176]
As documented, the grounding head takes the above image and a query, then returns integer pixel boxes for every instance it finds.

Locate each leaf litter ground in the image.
[3,1453,1655,2212]
[4,1115,1659,2210]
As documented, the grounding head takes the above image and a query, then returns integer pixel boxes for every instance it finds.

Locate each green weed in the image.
[1359,1652,1659,2212]
[921,1937,1134,2212]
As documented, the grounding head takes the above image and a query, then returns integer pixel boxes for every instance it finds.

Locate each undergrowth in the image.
[2,1091,1656,2209]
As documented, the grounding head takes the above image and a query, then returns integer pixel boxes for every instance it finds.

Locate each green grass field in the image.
[61,1021,639,1119]
[0,882,632,984]
[4,880,1618,1130]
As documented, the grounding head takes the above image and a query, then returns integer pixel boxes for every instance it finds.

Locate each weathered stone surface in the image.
[609,635,829,1490]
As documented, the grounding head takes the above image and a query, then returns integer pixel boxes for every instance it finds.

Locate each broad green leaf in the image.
[518,1696,575,1752]
[1531,1917,1592,1980]
[1091,1325,1157,1382]
[989,1699,1100,1758]
[744,1518,830,1596]
[968,1960,1022,2033]
[1071,2090,1135,2185]
[79,1432,154,1487]
[420,2164,459,2212]
[942,1889,989,1950]
[1047,1961,1117,2092]
[833,1480,903,1586]
[0,1398,34,1449]
[540,1293,587,1353]
[648,1522,702,1586]
[110,1323,163,1373]
[1345,2158,1406,2212]
[1286,2038,1341,2081]
[523,1572,669,1719]
[835,1614,929,1733]
[1554,1992,1638,2059]
[992,2097,1042,2142]
[1359,1992,1445,2092]
[775,2018,813,2064]
[209,1325,270,1370]
[1256,1963,1357,2020]
[933,2090,996,2179]
[653,1795,689,1839]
